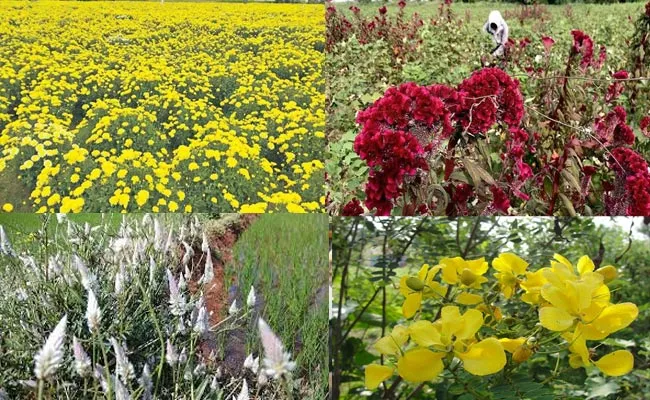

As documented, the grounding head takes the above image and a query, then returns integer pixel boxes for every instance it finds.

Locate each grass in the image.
[228,214,329,397]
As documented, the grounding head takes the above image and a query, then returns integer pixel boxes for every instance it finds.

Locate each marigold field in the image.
[0,1,325,213]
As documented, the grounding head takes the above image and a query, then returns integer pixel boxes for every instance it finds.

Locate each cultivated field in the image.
[0,1,325,213]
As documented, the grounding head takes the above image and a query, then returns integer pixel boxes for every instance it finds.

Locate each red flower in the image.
[612,70,629,80]
[379,6,387,15]
[489,186,511,214]
[398,0,406,9]
[593,106,635,146]
[571,30,594,69]
[605,147,650,215]
[341,198,364,216]
[456,68,524,134]
[641,116,650,137]
[541,36,555,52]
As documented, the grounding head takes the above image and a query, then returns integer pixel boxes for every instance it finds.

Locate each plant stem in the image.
[37,379,44,400]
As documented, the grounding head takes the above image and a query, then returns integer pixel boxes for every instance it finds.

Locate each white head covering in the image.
[483,10,509,57]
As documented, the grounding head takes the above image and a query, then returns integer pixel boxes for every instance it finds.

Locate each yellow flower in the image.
[135,190,150,207]
[2,203,13,212]
[492,253,529,298]
[168,201,179,212]
[440,257,489,288]
[399,264,447,318]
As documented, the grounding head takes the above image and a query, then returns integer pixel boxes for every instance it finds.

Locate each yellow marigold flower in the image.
[135,190,149,207]
[2,203,13,212]
[168,201,179,212]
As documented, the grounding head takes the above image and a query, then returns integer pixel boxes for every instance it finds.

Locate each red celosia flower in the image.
[541,36,555,52]
[605,147,650,215]
[489,185,511,214]
[605,70,628,103]
[341,198,364,216]
[354,82,455,215]
[456,68,524,134]
[379,6,387,15]
[641,116,650,137]
[571,30,594,69]
[593,106,635,146]
[398,0,406,9]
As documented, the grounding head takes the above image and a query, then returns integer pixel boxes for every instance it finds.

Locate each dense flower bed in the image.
[0,1,325,213]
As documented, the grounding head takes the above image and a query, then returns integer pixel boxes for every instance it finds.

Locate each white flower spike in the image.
[258,317,296,380]
[236,379,249,400]
[86,289,101,333]
[246,285,256,307]
[229,299,239,315]
[72,337,92,377]
[34,314,67,380]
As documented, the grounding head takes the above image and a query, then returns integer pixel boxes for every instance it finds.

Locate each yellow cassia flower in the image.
[492,253,529,298]
[565,326,634,376]
[365,365,394,390]
[440,257,489,288]
[399,264,447,318]
[537,254,637,336]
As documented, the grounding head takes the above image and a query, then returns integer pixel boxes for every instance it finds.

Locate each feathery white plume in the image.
[228,300,239,315]
[0,225,15,257]
[243,353,254,369]
[194,305,209,334]
[114,262,125,296]
[202,231,210,254]
[165,339,178,366]
[139,364,153,400]
[74,255,95,290]
[47,254,62,276]
[237,379,249,400]
[179,347,187,364]
[258,317,296,379]
[56,213,67,224]
[181,241,194,267]
[202,248,214,285]
[34,314,67,380]
[86,289,101,333]
[258,372,268,387]
[210,374,219,391]
[148,256,156,285]
[114,374,130,400]
[166,269,186,316]
[72,337,92,377]
[110,338,135,384]
[246,286,256,307]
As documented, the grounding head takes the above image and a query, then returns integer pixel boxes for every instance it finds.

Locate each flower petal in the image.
[408,321,441,347]
[365,364,394,389]
[499,337,525,353]
[456,292,483,305]
[456,309,483,340]
[539,306,575,331]
[594,350,634,377]
[396,348,445,382]
[457,337,506,376]
[590,302,638,336]
[493,253,529,275]
[402,292,422,319]
[576,255,595,275]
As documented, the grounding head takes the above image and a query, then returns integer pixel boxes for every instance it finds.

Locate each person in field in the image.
[484,10,509,57]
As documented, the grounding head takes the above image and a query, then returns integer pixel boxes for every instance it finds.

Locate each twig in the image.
[615,219,635,264]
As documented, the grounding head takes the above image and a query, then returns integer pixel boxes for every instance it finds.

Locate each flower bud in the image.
[512,345,532,363]
[405,277,425,291]
[460,269,477,286]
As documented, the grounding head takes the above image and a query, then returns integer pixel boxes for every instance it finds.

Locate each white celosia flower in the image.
[56,213,67,224]
[34,314,67,380]
[258,372,268,387]
[237,379,249,400]
[0,225,15,257]
[243,353,254,369]
[165,339,178,367]
[153,219,164,251]
[94,365,109,393]
[86,289,101,333]
[114,374,130,400]
[114,263,125,296]
[179,274,187,291]
[72,337,92,377]
[210,375,219,391]
[246,286,256,307]
[181,241,194,267]
[110,338,135,384]
[164,229,174,253]
[139,364,153,400]
[74,255,96,290]
[202,248,214,285]
[228,300,239,315]
[215,366,222,379]
[148,256,156,285]
[202,231,210,254]
[193,363,206,376]
[258,318,296,380]
[194,305,209,334]
[48,254,63,276]
[166,269,186,316]
[179,347,187,364]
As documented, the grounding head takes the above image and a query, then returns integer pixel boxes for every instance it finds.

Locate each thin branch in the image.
[615,219,635,264]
